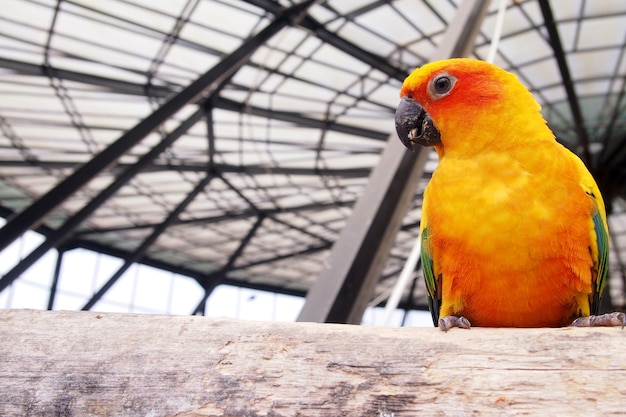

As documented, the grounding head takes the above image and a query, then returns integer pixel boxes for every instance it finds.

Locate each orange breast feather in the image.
[425,141,595,327]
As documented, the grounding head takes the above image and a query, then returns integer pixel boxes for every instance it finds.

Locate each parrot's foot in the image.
[570,312,626,328]
[438,316,471,332]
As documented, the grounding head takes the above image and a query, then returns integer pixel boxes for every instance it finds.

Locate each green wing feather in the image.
[421,227,440,326]
[591,205,609,315]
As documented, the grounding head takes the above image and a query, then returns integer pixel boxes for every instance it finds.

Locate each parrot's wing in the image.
[572,152,609,316]
[590,199,609,315]
[421,227,441,326]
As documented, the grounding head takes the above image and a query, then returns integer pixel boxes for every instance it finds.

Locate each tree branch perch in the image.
[1,310,625,416]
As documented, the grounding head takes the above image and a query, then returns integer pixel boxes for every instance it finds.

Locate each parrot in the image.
[394,58,624,331]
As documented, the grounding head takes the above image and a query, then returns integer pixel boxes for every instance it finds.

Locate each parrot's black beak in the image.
[395,95,441,151]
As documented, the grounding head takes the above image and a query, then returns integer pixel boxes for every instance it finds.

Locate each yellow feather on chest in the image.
[422,142,595,327]
[428,151,558,251]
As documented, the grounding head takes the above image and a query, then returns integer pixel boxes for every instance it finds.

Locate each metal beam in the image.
[205,100,217,171]
[297,0,491,324]
[538,0,591,165]
[0,159,373,178]
[66,237,323,299]
[0,58,390,142]
[216,97,389,142]
[47,247,65,310]
[0,0,318,254]
[218,173,333,245]
[191,214,266,315]
[81,173,215,311]
[0,56,170,98]
[244,0,407,80]
[0,109,204,293]
[71,199,353,237]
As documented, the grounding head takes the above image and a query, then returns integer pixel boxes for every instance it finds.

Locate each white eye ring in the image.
[428,73,457,98]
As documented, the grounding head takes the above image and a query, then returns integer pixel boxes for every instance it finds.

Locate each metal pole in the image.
[47,247,65,310]
[80,173,215,310]
[297,0,491,324]
[191,214,266,315]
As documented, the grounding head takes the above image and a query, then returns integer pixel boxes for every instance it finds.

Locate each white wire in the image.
[380,233,421,326]
[486,0,508,64]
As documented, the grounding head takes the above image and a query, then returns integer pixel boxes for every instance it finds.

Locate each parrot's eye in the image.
[429,73,456,98]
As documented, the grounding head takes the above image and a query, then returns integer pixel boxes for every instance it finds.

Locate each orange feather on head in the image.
[399,58,549,159]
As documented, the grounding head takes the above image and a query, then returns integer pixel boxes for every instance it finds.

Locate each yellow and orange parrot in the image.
[395,58,623,330]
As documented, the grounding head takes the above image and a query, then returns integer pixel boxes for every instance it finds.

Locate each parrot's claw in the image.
[438,316,471,332]
[570,312,626,328]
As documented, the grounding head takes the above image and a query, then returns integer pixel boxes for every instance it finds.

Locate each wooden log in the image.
[1,309,625,416]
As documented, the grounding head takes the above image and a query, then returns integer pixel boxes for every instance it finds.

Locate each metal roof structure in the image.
[1,0,625,321]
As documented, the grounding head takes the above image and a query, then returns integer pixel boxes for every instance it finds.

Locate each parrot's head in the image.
[395,58,547,157]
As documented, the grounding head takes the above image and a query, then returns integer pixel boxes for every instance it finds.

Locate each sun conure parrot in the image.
[395,58,623,331]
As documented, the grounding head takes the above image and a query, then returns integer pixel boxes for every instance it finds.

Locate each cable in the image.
[487,0,508,63]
